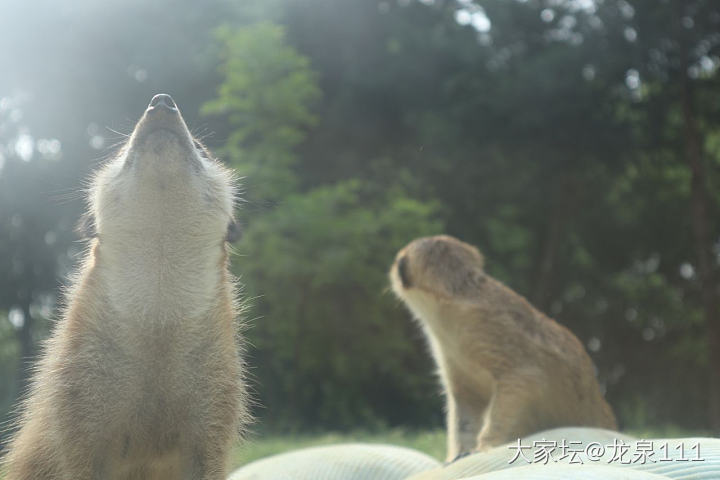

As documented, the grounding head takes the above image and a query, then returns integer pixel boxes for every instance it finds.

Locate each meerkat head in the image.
[390,235,485,305]
[82,94,239,249]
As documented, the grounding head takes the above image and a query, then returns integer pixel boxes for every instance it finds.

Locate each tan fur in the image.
[2,95,248,480]
[389,235,617,462]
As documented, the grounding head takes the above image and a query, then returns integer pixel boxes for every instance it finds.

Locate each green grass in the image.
[229,429,446,470]
[626,426,714,439]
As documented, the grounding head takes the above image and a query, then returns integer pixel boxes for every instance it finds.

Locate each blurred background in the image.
[1,0,719,454]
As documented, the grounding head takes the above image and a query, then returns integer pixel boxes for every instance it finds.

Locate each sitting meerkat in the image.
[3,94,247,480]
[389,235,617,462]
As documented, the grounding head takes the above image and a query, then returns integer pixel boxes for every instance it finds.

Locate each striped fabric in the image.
[228,443,440,480]
[408,428,720,480]
[455,464,673,480]
[227,429,720,480]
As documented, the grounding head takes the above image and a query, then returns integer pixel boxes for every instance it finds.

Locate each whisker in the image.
[49,189,85,205]
[104,126,130,138]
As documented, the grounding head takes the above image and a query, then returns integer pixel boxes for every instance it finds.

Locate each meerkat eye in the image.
[398,255,412,289]
[226,220,241,243]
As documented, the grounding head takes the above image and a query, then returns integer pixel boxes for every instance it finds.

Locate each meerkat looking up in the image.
[389,235,617,462]
[3,94,247,480]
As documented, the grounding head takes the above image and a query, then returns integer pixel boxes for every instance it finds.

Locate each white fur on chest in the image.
[94,162,229,321]
[98,235,224,322]
[402,290,488,385]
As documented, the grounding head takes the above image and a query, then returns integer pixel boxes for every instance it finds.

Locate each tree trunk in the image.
[681,75,720,431]
[532,204,564,312]
[532,176,578,313]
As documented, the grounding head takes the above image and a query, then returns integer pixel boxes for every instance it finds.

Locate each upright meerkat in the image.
[389,235,616,462]
[3,94,247,480]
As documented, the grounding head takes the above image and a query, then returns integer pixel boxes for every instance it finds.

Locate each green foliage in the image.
[203,23,321,201]
[206,20,445,429]
[239,180,443,429]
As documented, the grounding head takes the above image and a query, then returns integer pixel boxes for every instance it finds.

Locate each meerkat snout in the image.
[125,93,202,172]
[148,93,178,111]
[90,94,237,248]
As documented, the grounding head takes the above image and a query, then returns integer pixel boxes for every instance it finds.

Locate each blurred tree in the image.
[203,23,321,203]
[241,181,443,428]
[206,21,445,429]
[0,96,72,415]
[599,0,720,429]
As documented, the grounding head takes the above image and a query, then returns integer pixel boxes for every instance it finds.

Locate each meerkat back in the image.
[390,235,616,462]
[3,94,247,480]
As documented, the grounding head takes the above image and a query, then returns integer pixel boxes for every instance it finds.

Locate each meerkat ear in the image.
[75,212,97,239]
[226,220,241,243]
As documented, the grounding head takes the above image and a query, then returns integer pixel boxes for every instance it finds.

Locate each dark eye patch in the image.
[226,220,241,243]
[398,255,412,289]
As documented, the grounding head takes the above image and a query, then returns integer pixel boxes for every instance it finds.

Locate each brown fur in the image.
[2,96,247,479]
[390,235,617,462]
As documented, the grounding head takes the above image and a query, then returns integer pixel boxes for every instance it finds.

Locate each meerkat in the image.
[389,235,617,462]
[2,94,247,480]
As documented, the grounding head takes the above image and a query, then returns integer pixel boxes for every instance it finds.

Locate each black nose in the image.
[148,93,177,111]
